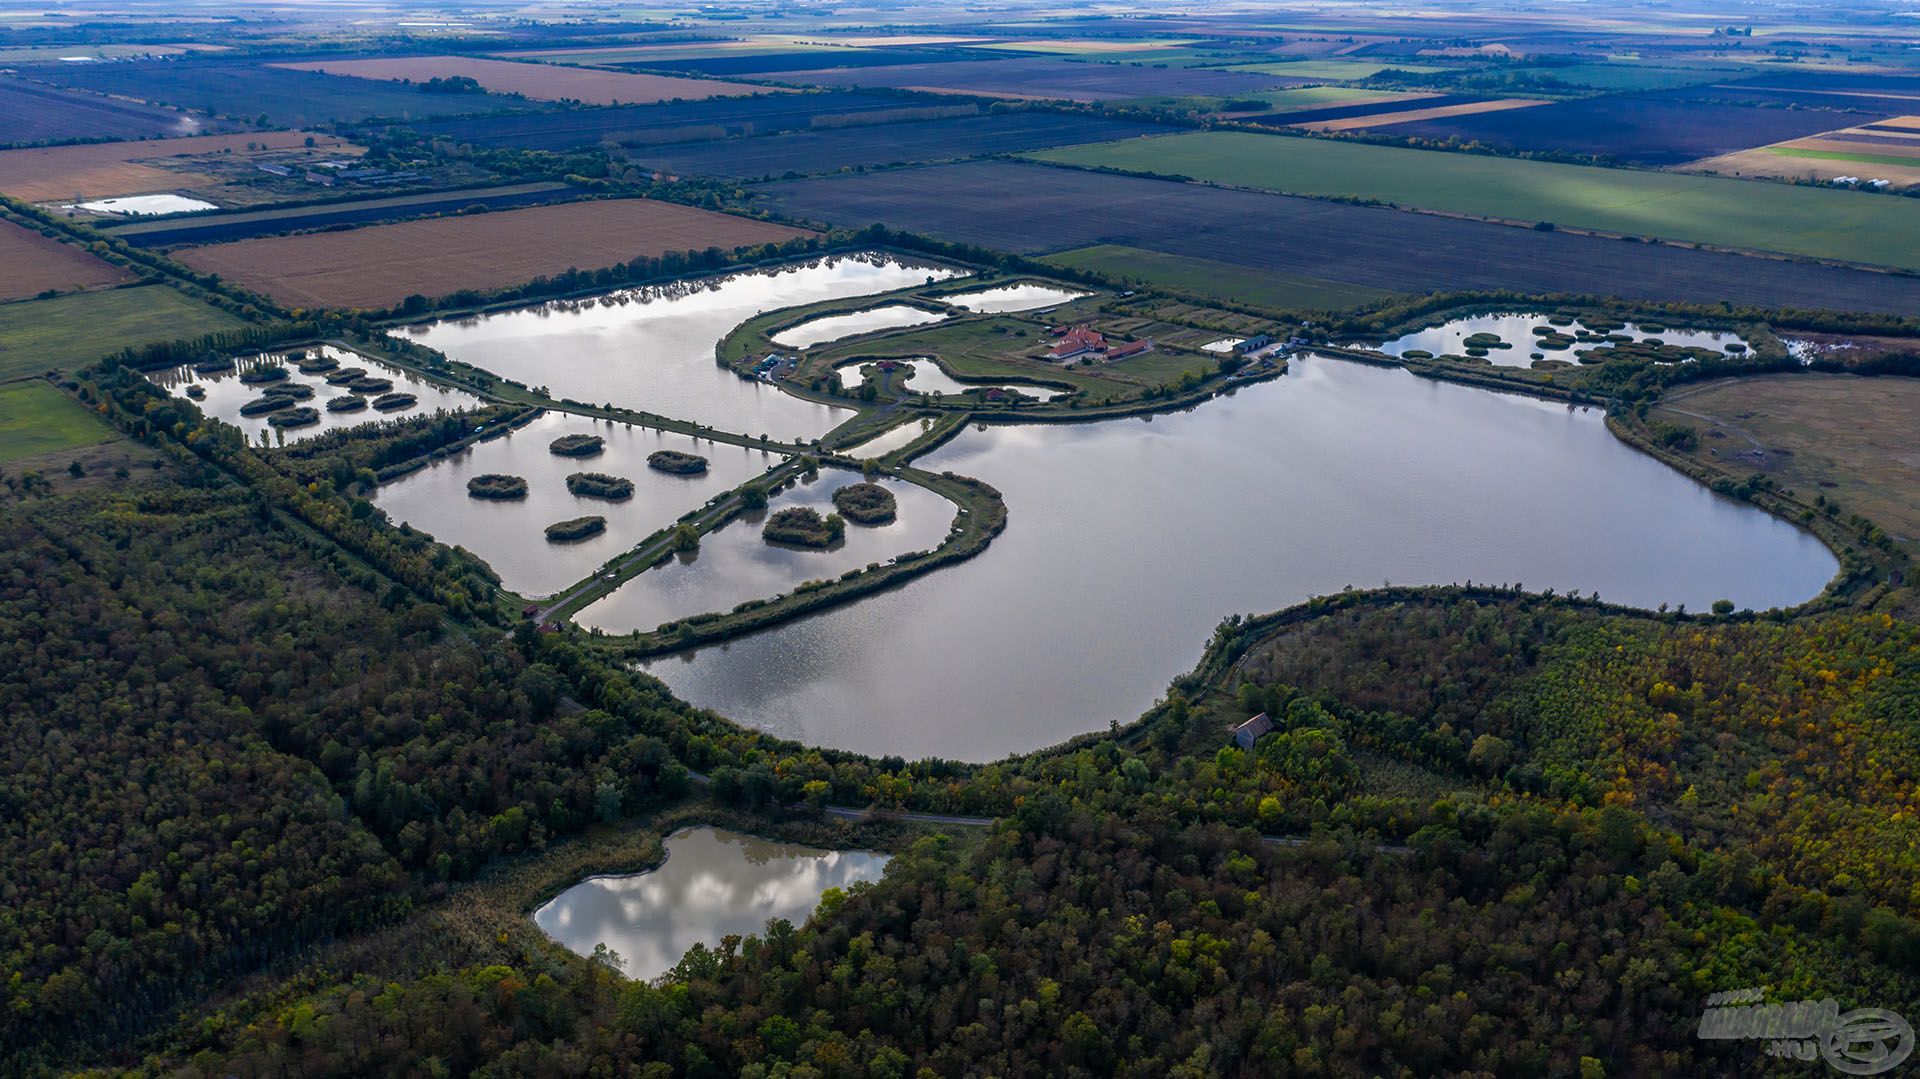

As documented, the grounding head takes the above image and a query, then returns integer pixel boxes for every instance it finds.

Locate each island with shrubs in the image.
[646,449,708,475]
[545,515,607,543]
[566,472,634,500]
[466,473,528,500]
[549,434,605,458]
[762,506,846,548]
[831,482,897,524]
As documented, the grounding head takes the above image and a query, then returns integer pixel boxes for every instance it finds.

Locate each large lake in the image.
[401,255,961,443]
[642,355,1839,761]
[534,827,889,981]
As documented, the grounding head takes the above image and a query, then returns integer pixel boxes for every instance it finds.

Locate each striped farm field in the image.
[173,198,811,309]
[1028,130,1920,271]
[273,56,778,106]
[1293,97,1547,131]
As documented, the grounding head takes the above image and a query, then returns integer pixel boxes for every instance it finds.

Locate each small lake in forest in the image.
[400,255,961,443]
[534,827,889,981]
[642,354,1838,762]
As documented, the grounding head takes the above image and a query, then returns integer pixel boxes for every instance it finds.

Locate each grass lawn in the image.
[1027,130,1920,272]
[1651,373,1920,554]
[0,286,247,380]
[0,381,116,463]
[1042,243,1395,312]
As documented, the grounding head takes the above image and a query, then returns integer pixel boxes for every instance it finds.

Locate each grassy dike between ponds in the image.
[591,465,1007,659]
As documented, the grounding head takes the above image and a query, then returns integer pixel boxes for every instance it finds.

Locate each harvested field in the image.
[1218,60,1445,80]
[413,92,911,151]
[0,78,222,145]
[1031,130,1920,271]
[0,285,246,379]
[617,48,981,77]
[635,113,1166,178]
[103,182,578,248]
[1685,118,1920,188]
[1675,74,1920,114]
[1387,94,1887,166]
[275,56,774,106]
[1294,97,1547,131]
[756,160,1920,316]
[0,131,353,203]
[174,198,811,309]
[1651,373,1920,553]
[0,221,131,298]
[768,57,1304,101]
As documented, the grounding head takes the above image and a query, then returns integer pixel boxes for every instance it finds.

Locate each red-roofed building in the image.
[1047,325,1107,361]
[1107,339,1153,361]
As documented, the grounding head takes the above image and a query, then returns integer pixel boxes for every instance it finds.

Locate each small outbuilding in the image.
[1231,712,1274,751]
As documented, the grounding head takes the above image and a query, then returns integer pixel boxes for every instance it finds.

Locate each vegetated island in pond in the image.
[646,449,708,475]
[762,506,845,548]
[545,515,607,543]
[467,473,528,500]
[266,406,319,429]
[549,434,605,458]
[831,481,897,524]
[566,471,634,500]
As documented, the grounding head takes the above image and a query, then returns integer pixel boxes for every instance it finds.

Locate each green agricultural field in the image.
[0,286,246,380]
[0,381,115,463]
[1042,243,1395,312]
[1251,86,1420,112]
[1766,146,1920,169]
[1519,62,1747,90]
[1028,130,1920,272]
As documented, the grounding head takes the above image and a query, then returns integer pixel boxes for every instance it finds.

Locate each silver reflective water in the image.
[842,418,939,458]
[534,827,890,981]
[576,469,955,633]
[151,346,486,446]
[942,283,1090,313]
[644,355,1838,762]
[836,357,1070,401]
[1372,312,1748,368]
[770,304,950,348]
[400,255,961,442]
[373,411,780,597]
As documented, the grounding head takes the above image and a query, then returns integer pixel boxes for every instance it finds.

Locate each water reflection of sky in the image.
[1373,312,1746,368]
[535,827,889,980]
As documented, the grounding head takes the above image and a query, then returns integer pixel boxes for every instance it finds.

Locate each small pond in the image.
[150,345,486,446]
[941,283,1090,313]
[770,304,949,348]
[575,469,954,633]
[401,255,962,443]
[643,354,1837,761]
[534,827,889,981]
[835,357,1070,401]
[1370,312,1748,368]
[841,418,941,459]
[373,411,780,597]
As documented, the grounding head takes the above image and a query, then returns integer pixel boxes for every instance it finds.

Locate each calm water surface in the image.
[374,412,780,597]
[842,418,940,457]
[1372,312,1747,368]
[943,283,1089,313]
[643,355,1838,761]
[577,469,955,633]
[152,346,486,446]
[402,256,960,442]
[535,827,889,981]
[836,357,1069,401]
[771,304,949,348]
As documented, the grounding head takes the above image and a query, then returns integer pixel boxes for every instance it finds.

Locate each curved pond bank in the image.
[400,255,958,443]
[534,827,889,981]
[641,354,1838,762]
